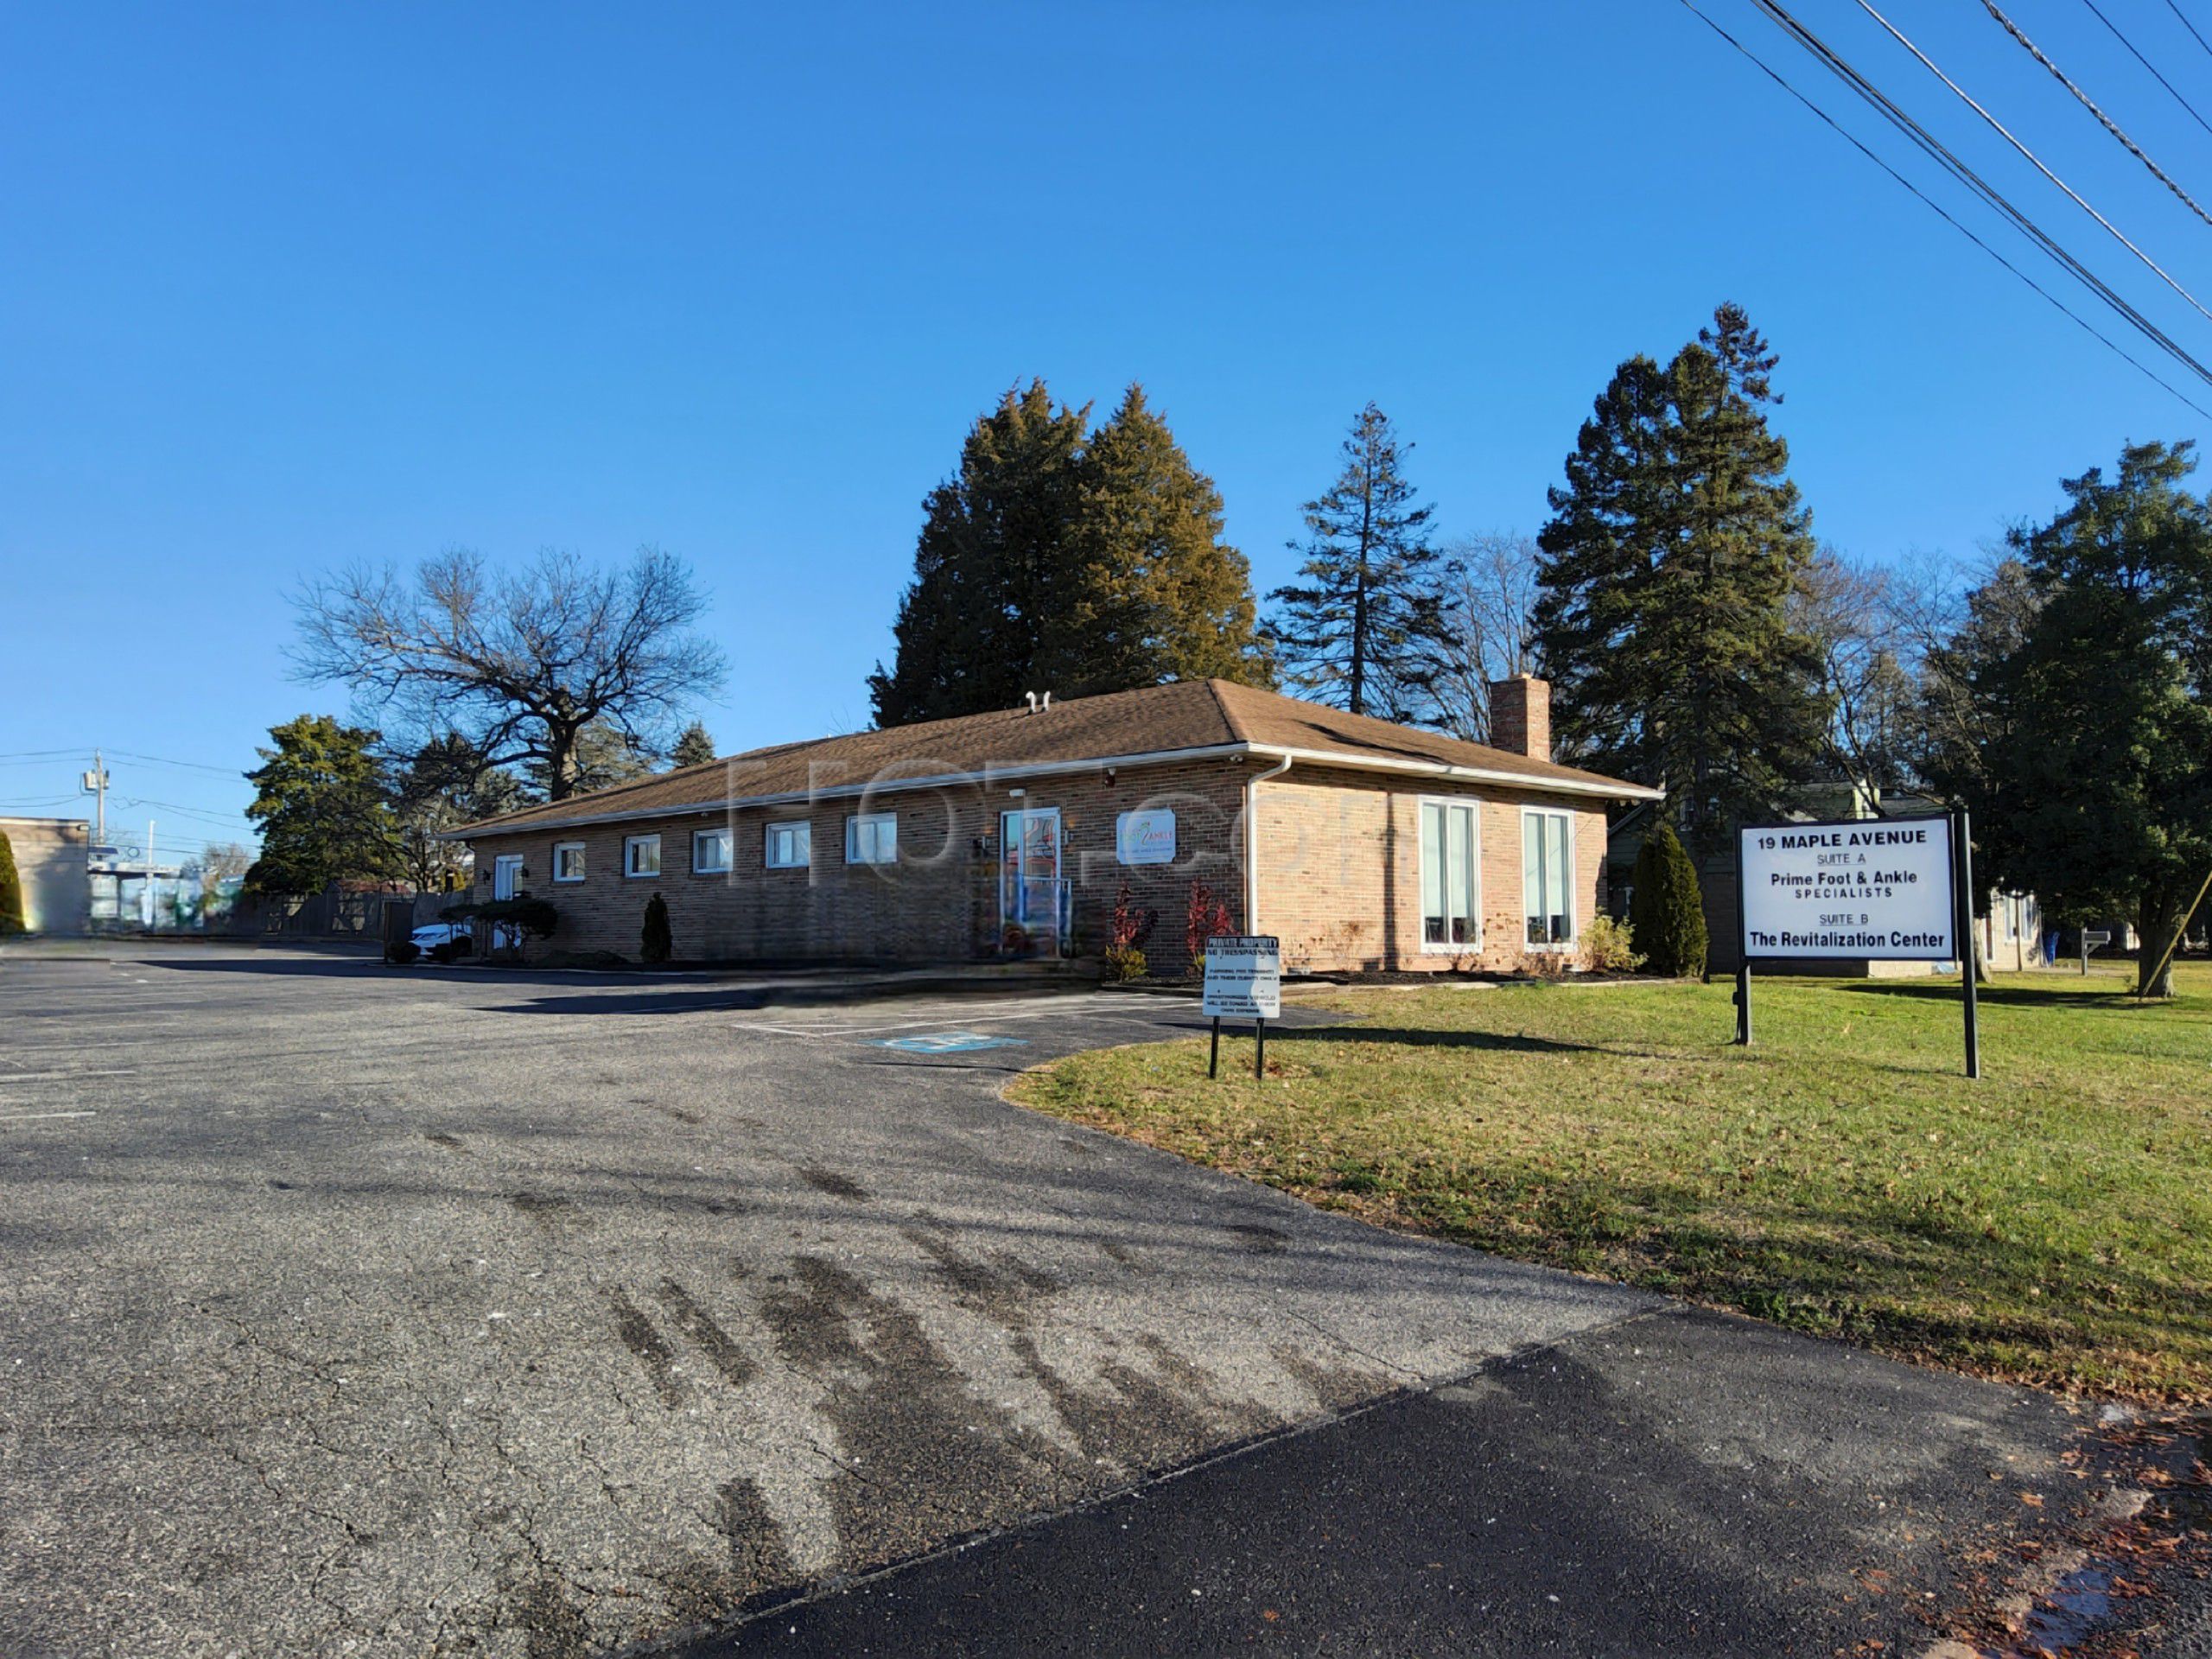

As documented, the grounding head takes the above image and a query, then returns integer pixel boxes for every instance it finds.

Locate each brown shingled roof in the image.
[451,679,1658,837]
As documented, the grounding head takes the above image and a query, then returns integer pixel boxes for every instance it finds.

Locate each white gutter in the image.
[1243,753,1294,937]
[443,738,1661,841]
[1251,744,1666,803]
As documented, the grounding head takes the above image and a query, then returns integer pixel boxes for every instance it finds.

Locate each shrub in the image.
[0,831,22,935]
[1104,882,1155,982]
[1185,879,1233,974]
[1629,820,1708,977]
[641,892,672,963]
[386,941,422,966]
[1580,913,1644,974]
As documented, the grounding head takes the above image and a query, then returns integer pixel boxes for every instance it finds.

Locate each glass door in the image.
[1000,807,1062,952]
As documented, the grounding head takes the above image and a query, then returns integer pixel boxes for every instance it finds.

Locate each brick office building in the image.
[452,677,1660,975]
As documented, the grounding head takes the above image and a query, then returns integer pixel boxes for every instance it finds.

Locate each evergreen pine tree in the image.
[671,721,715,768]
[1628,820,1707,977]
[0,830,23,935]
[1266,403,1448,721]
[869,382,1089,726]
[1969,441,2212,996]
[1535,303,1827,856]
[241,715,404,894]
[1045,385,1271,695]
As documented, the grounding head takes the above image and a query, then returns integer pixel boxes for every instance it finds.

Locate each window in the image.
[846,811,897,866]
[691,826,732,874]
[551,842,586,883]
[624,834,661,878]
[1522,809,1573,946]
[765,820,810,869]
[1419,799,1479,949]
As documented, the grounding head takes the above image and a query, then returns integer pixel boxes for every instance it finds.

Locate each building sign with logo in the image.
[1738,816,1956,962]
[1116,809,1177,866]
[1202,935,1281,1020]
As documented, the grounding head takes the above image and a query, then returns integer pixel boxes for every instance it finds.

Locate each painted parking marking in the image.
[729,994,1108,1040]
[0,1111,98,1122]
[868,1031,1028,1054]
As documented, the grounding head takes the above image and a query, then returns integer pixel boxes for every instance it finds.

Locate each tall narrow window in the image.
[1420,799,1479,948]
[1522,809,1573,945]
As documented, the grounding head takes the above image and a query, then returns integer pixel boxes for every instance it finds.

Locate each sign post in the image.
[1202,935,1281,1082]
[1955,808,1980,1079]
[1736,812,1977,1077]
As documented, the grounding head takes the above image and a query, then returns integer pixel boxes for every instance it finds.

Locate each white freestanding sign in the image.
[1203,935,1281,1080]
[1203,936,1281,1019]
[1738,816,1956,962]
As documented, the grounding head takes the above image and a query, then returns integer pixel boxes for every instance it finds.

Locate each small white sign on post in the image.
[1202,935,1281,1080]
[1738,816,1955,961]
[1203,935,1281,1019]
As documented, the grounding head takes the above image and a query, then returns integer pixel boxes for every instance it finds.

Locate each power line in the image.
[2161,0,2212,67]
[2080,0,2212,143]
[1852,0,2212,328]
[1983,1,2212,232]
[111,795,258,829]
[105,748,245,778]
[1745,0,2212,397]
[1675,0,2212,416]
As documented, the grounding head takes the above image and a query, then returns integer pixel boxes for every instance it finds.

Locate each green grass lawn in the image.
[1012,963,2212,1402]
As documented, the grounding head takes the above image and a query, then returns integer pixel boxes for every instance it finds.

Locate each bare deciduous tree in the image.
[1789,546,1918,807]
[292,548,728,801]
[1423,532,1541,743]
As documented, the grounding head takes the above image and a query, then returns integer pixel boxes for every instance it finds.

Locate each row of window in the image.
[544,798,1580,948]
[1419,802,1578,951]
[552,812,898,883]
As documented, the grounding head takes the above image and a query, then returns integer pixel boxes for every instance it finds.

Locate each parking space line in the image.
[0,1111,98,1122]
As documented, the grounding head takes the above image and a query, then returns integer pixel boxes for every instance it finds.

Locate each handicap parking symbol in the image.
[871,1031,1027,1054]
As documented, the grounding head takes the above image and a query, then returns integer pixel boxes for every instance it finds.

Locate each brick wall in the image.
[464,757,1251,972]
[1251,765,1608,974]
[467,755,1618,975]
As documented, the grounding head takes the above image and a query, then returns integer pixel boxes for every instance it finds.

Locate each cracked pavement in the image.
[1,944,1655,1656]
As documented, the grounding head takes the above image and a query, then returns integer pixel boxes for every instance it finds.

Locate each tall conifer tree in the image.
[1266,403,1447,721]
[870,381,1267,725]
[1535,303,1826,854]
[1045,385,1269,695]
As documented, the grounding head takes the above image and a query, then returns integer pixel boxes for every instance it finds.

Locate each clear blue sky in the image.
[5,2,2207,855]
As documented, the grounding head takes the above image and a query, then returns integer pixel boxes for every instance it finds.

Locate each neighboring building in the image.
[0,817,92,936]
[453,677,1661,975]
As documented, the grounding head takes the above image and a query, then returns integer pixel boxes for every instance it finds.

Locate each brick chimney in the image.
[1488,675,1551,761]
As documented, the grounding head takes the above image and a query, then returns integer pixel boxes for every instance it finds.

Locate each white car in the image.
[408,922,475,961]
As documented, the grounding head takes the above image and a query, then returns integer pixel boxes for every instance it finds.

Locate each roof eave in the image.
[1249,744,1665,803]
[444,739,1661,841]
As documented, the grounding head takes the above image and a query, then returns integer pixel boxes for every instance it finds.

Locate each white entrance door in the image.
[493,855,524,900]
[1000,807,1062,951]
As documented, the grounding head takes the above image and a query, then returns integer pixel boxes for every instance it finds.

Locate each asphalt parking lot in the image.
[0,944,2130,1656]
[0,945,1652,1656]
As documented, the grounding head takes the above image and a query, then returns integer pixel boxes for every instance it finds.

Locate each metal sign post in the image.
[1202,935,1281,1082]
[1955,808,1980,1079]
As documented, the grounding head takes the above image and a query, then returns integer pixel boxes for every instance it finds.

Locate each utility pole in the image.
[82,750,109,845]
[145,819,157,931]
